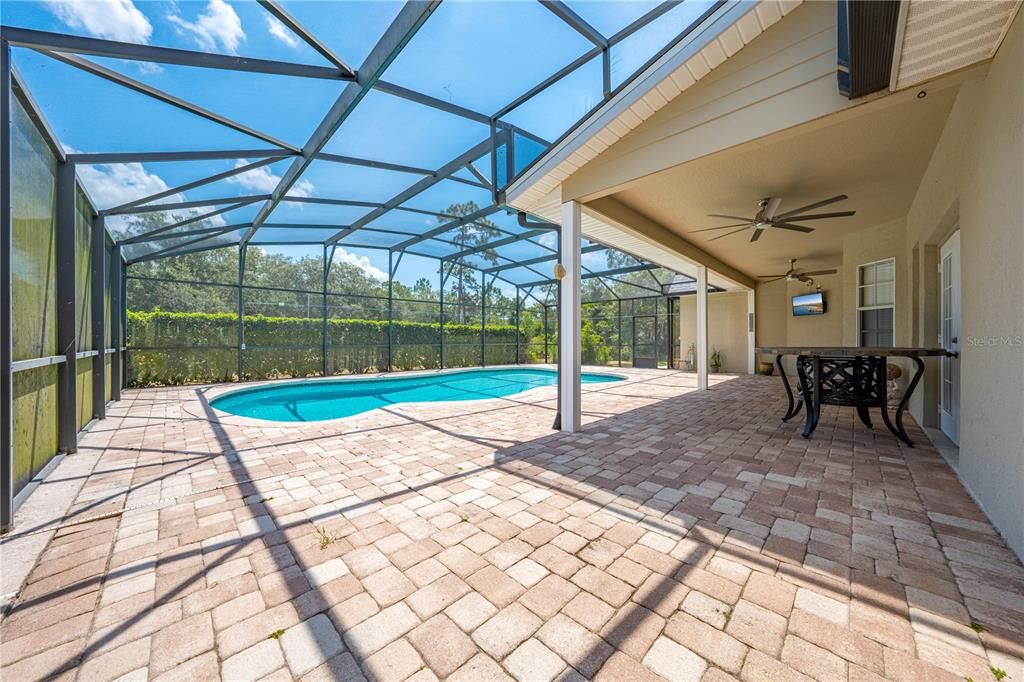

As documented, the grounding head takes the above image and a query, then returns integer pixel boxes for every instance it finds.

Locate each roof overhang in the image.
[505,0,802,214]
[890,0,1021,91]
[504,0,800,291]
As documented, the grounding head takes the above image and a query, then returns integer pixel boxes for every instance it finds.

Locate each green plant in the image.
[990,667,1007,681]
[314,526,339,550]
[126,310,526,387]
[710,347,723,371]
[968,621,986,633]
[268,629,286,639]
[580,320,611,365]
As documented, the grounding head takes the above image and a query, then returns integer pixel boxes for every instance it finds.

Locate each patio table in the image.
[757,346,954,446]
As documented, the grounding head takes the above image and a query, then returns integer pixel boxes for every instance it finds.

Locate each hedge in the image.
[127,310,530,386]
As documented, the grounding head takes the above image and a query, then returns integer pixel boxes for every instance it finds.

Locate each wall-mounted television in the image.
[792,292,826,316]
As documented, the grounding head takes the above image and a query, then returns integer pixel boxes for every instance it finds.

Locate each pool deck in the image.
[1,368,1022,681]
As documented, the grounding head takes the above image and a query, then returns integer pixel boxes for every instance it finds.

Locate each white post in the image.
[696,265,709,391]
[747,289,756,374]
[559,200,582,432]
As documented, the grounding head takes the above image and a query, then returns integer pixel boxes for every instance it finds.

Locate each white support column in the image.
[696,265,709,391]
[747,289,756,374]
[559,200,582,432]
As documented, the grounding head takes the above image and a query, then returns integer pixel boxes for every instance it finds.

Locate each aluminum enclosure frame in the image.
[0,0,732,531]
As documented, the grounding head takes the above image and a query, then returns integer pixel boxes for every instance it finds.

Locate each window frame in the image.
[856,257,896,347]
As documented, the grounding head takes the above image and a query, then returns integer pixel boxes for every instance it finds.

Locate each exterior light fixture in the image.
[917,90,927,99]
[554,263,566,280]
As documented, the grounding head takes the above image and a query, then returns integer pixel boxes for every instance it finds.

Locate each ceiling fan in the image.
[693,194,855,242]
[758,258,837,283]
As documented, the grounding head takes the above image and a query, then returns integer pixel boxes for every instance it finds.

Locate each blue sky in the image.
[4,0,709,292]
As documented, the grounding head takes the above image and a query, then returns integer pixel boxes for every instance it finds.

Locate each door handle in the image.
[951,336,958,343]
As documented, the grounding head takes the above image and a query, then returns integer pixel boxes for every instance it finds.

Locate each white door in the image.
[939,231,961,444]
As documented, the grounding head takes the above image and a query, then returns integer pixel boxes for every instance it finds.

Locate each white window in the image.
[857,258,895,347]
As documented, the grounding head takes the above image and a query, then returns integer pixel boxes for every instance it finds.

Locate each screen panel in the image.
[11,94,60,493]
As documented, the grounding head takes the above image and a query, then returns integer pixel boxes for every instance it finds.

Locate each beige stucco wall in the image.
[900,12,1024,558]
[840,218,911,346]
[755,273,844,373]
[678,291,749,373]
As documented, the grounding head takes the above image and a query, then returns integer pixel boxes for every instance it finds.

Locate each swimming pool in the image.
[210,368,623,422]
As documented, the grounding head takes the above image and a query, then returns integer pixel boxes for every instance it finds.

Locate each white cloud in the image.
[266,16,299,48]
[168,0,245,54]
[135,61,164,75]
[538,232,556,249]
[227,159,314,198]
[43,0,152,43]
[334,249,387,280]
[77,161,176,208]
[76,162,227,233]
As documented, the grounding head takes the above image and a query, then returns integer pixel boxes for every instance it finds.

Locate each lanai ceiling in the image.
[606,81,958,278]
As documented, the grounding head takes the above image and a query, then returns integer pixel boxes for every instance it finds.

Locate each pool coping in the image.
[185,364,632,428]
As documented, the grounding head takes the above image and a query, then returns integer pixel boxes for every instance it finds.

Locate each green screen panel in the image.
[13,367,59,494]
[11,94,60,495]
[105,355,113,402]
[76,358,93,429]
[76,189,93,351]
[11,96,57,361]
[105,244,113,347]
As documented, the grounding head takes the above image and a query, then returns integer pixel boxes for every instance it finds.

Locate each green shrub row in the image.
[126,310,530,386]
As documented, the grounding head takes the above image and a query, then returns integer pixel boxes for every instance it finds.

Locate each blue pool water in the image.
[211,368,623,422]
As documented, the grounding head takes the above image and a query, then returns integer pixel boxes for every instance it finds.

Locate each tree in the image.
[440,201,503,324]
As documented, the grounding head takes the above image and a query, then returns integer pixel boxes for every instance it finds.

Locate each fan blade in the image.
[690,223,750,233]
[707,213,754,222]
[759,275,787,283]
[708,226,752,242]
[775,194,848,219]
[801,269,838,276]
[772,222,814,233]
[757,274,788,278]
[763,197,783,220]
[750,228,763,242]
[779,211,856,221]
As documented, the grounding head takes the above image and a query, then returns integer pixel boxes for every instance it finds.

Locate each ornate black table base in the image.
[775,353,926,447]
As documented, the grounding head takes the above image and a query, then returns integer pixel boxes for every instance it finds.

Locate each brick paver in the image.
[2,369,1022,681]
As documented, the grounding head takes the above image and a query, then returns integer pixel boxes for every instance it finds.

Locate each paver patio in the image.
[1,369,1022,681]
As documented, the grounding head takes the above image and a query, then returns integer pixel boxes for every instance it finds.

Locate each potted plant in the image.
[710,348,722,373]
[758,360,775,376]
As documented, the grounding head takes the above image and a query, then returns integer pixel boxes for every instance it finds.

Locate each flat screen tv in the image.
[792,292,826,316]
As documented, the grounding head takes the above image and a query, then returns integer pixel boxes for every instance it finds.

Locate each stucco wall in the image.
[901,12,1024,558]
[755,273,844,373]
[679,291,749,373]
[840,218,911,346]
